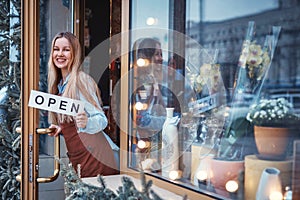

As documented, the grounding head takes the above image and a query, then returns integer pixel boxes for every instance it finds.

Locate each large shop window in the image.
[127,0,300,199]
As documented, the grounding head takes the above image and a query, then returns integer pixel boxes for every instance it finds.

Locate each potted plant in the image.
[209,106,254,197]
[246,97,300,160]
[208,21,282,196]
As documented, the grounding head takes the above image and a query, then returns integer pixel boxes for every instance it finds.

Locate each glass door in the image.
[21,1,116,199]
[20,0,76,199]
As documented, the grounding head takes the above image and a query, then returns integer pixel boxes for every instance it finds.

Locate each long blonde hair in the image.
[48,32,103,124]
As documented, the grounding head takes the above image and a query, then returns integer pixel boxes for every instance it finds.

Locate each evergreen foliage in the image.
[60,160,187,200]
[0,0,21,199]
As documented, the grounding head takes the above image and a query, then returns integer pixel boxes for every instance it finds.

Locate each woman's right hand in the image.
[48,124,62,137]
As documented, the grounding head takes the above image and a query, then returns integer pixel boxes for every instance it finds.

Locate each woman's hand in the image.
[75,111,88,128]
[48,124,62,137]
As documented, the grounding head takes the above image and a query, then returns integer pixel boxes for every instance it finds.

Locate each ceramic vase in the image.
[161,107,180,178]
[256,167,282,200]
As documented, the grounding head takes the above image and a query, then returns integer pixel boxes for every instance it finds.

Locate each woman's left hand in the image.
[75,111,88,128]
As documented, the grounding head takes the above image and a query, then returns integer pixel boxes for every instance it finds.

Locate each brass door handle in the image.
[36,128,56,134]
[36,127,60,183]
[15,127,60,183]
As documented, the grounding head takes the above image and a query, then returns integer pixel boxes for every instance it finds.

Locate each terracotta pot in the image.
[254,126,290,160]
[210,159,244,196]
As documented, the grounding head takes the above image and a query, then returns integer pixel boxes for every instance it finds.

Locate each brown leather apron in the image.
[60,122,119,177]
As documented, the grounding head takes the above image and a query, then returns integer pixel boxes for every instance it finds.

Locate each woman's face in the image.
[152,43,163,65]
[52,37,72,71]
[152,43,163,82]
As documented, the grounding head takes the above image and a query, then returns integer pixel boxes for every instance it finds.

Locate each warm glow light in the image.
[135,102,144,110]
[225,180,239,193]
[137,58,146,67]
[169,170,181,180]
[137,140,147,149]
[269,191,283,200]
[224,111,229,117]
[224,106,231,117]
[142,103,148,110]
[146,17,157,25]
[196,170,208,181]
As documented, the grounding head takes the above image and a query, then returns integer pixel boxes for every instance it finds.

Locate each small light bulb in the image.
[137,140,147,149]
[146,17,157,25]
[135,102,143,110]
[137,58,146,67]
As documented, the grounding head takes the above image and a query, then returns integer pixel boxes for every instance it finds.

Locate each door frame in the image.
[21,1,40,199]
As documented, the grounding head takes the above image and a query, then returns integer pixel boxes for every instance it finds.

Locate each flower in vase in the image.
[190,63,221,94]
[239,41,271,85]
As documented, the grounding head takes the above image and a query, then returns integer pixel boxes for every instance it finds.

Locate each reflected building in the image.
[186,0,300,111]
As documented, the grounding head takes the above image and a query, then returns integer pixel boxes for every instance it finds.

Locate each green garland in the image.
[60,161,187,200]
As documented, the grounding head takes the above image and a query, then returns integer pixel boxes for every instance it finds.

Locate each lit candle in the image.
[169,170,182,180]
[196,170,208,189]
[196,170,208,182]
[269,191,283,200]
[225,180,239,193]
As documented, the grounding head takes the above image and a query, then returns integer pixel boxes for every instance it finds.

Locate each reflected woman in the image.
[131,38,180,171]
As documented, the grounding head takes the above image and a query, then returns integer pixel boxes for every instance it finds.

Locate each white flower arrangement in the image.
[246,98,299,127]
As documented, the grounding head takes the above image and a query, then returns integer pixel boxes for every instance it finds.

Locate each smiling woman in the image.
[47,32,119,177]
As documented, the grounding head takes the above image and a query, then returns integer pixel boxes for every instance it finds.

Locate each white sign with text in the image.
[28,90,85,116]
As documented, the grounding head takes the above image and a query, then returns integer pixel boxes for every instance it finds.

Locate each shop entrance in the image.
[19,0,119,199]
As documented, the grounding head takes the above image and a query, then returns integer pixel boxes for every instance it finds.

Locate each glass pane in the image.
[38,0,73,198]
[39,0,73,129]
[128,0,300,199]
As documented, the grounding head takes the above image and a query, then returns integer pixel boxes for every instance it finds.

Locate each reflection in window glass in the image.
[202,0,279,21]
[128,0,300,199]
[131,0,169,61]
[186,0,279,24]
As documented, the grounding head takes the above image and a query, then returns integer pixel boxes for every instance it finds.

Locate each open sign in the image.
[28,90,85,116]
